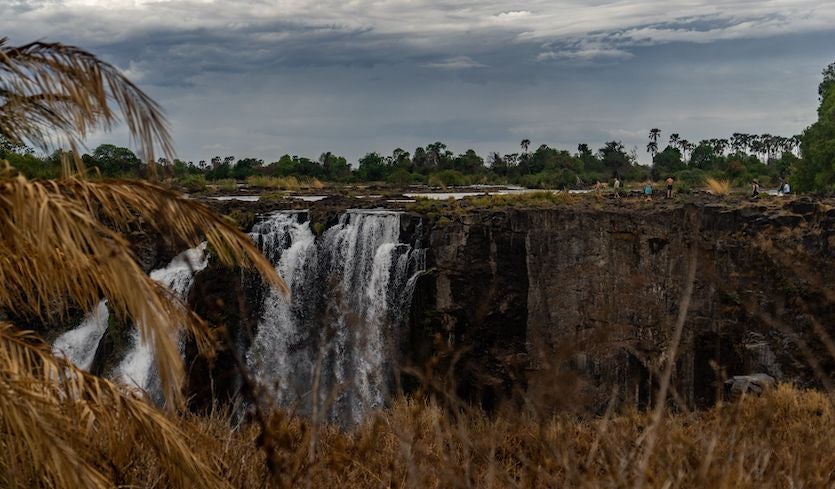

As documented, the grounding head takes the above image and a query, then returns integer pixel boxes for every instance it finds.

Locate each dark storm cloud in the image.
[1,1,834,163]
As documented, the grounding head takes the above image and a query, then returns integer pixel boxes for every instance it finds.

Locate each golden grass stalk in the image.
[246,175,301,190]
[706,177,731,195]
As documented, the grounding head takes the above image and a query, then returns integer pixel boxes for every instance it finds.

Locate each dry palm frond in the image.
[0,37,172,171]
[0,174,286,406]
[0,323,230,489]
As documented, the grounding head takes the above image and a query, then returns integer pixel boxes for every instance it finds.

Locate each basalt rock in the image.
[407,199,834,413]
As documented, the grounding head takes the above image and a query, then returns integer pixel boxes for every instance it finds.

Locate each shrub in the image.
[428,170,467,188]
[215,178,237,191]
[177,174,207,193]
[706,178,731,195]
[386,168,414,186]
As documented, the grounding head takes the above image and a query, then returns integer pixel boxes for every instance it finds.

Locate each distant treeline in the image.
[0,137,805,191]
[3,62,834,192]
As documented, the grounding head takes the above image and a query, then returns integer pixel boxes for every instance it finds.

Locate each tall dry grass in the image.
[706,178,731,195]
[107,384,834,489]
[246,175,326,191]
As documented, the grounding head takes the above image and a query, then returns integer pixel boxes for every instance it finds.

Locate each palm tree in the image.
[646,140,659,159]
[647,128,661,159]
[678,139,692,160]
[520,138,530,154]
[730,133,743,154]
[649,128,661,144]
[668,133,680,149]
[0,37,285,487]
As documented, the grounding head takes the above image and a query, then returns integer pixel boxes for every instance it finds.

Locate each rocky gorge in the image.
[53,192,835,424]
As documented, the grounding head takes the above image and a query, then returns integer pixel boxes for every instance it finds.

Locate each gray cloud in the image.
[1,1,833,164]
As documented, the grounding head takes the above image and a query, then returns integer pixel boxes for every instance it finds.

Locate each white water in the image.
[211,195,260,202]
[52,300,109,371]
[247,210,425,426]
[247,212,318,407]
[115,244,208,394]
[404,188,590,200]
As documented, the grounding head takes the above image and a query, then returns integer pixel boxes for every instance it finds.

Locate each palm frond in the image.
[0,37,172,169]
[0,323,230,488]
[0,175,286,406]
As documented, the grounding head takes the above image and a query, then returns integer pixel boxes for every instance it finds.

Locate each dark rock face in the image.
[408,200,834,413]
[184,264,266,412]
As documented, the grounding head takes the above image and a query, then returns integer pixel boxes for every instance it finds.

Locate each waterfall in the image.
[115,243,208,396]
[247,210,425,426]
[52,300,109,371]
[247,212,318,409]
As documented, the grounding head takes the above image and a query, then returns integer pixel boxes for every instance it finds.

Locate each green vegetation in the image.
[795,62,835,192]
[3,61,835,193]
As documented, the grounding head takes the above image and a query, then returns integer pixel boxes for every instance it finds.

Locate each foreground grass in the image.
[106,384,834,489]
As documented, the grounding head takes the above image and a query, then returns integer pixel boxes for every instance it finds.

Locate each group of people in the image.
[637,176,675,201]
[751,179,790,197]
[598,176,791,199]
[596,176,675,200]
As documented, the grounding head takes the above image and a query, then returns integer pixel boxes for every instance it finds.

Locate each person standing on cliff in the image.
[751,180,760,197]
[613,176,621,198]
[644,177,653,201]
[665,176,674,199]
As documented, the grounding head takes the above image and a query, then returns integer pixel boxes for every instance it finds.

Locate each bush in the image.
[215,178,237,191]
[385,169,414,186]
[674,169,706,187]
[428,170,468,188]
[177,174,207,193]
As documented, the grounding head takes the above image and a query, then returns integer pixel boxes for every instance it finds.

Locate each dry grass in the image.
[214,178,238,191]
[102,384,835,489]
[246,175,326,190]
[247,175,301,190]
[706,178,731,195]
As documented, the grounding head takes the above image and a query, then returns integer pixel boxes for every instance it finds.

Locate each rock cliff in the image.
[408,197,834,413]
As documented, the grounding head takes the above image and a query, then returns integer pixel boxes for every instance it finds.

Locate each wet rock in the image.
[725,373,776,395]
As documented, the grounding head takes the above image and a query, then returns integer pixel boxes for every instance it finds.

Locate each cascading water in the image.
[114,244,208,398]
[52,300,110,371]
[248,210,425,426]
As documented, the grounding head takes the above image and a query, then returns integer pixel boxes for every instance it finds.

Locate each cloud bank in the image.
[1,1,833,163]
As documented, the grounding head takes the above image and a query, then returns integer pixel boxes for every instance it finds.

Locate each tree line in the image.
[2,62,833,192]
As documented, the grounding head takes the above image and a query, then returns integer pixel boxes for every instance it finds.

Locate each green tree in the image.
[86,144,142,177]
[320,152,351,181]
[356,152,388,181]
[651,146,685,179]
[796,61,835,191]
[453,149,484,174]
[689,142,720,170]
[232,157,263,180]
[599,140,631,177]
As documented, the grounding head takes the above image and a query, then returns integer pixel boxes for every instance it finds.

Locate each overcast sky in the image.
[2,0,834,165]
